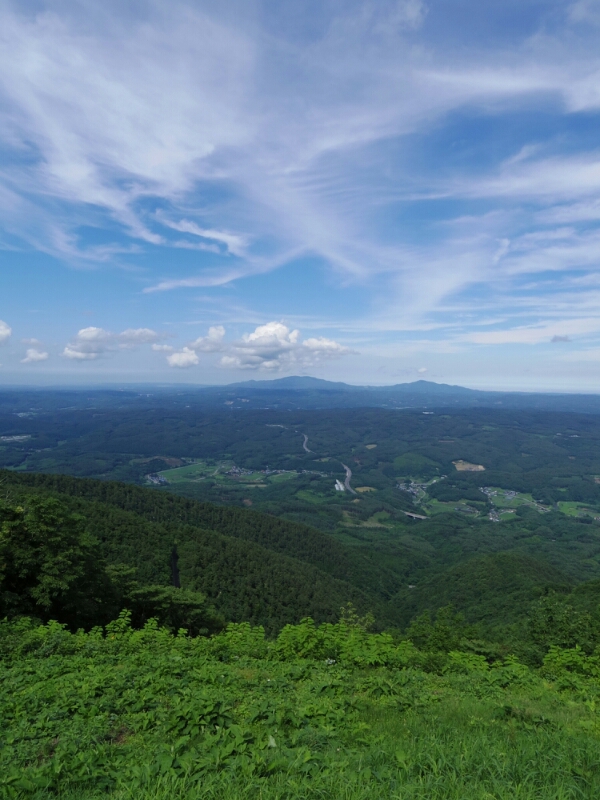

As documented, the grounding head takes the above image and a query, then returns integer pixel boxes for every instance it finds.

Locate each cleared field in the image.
[558,500,600,518]
[156,460,220,482]
[489,491,534,509]
[156,460,301,488]
[453,460,486,471]
[425,498,480,517]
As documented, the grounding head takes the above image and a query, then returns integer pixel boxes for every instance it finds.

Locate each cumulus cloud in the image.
[21,348,49,363]
[166,347,199,368]
[63,326,160,360]
[189,326,226,352]
[165,322,355,371]
[0,320,11,344]
[152,343,174,353]
[118,328,161,347]
[165,327,225,367]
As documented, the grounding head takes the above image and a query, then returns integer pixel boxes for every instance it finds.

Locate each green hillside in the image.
[5,473,600,797]
[1,471,402,599]
[3,613,600,799]
[5,470,600,639]
[396,552,571,632]
[0,472,399,633]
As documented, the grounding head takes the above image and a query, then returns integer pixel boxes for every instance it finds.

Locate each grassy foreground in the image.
[2,615,600,799]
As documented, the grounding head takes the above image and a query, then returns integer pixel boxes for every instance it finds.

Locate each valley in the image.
[5,386,600,797]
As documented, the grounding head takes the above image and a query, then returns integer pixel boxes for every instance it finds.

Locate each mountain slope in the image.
[1,471,404,599]
[396,551,571,632]
[1,472,406,630]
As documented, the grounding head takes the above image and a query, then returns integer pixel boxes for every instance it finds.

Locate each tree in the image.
[406,605,475,652]
[0,497,110,627]
[527,593,597,655]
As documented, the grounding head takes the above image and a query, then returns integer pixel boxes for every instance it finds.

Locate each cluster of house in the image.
[145,473,169,485]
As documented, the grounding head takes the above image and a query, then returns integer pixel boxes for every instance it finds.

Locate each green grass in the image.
[4,617,600,799]
[157,460,220,483]
[490,492,534,509]
[267,472,298,484]
[157,462,301,489]
[558,501,600,519]
[295,489,330,504]
[424,499,481,517]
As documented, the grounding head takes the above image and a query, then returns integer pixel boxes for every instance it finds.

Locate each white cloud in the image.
[460,317,600,345]
[63,346,91,361]
[21,348,49,363]
[158,217,248,257]
[164,321,355,371]
[152,343,174,353]
[118,328,161,347]
[5,1,600,350]
[189,325,226,352]
[0,3,255,259]
[0,320,11,344]
[166,347,199,368]
[568,0,600,25]
[63,326,161,360]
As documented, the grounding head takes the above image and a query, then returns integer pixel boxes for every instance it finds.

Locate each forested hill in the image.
[0,471,401,632]
[7,469,600,652]
[1,471,401,600]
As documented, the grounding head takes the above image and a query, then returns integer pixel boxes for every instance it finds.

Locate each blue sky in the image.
[2,0,600,390]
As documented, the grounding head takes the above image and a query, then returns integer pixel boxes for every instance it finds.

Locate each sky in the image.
[2,0,600,391]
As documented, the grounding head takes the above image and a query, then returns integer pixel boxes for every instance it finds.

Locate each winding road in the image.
[340,463,357,495]
[302,434,313,453]
[301,433,355,495]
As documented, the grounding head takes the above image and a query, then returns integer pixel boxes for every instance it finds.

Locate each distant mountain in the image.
[221,376,600,414]
[229,376,482,394]
[3,377,600,415]
[228,376,355,391]
[381,380,481,395]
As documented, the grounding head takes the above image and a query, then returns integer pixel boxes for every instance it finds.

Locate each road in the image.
[340,463,357,495]
[300,434,355,496]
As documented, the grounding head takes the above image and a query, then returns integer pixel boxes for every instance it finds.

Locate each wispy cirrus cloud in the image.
[4,1,600,387]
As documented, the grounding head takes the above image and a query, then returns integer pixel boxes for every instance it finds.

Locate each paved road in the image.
[300,435,355,496]
[340,463,357,495]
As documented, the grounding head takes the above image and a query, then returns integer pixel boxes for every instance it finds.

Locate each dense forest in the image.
[4,469,600,655]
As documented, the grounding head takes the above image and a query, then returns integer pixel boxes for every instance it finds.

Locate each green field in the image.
[156,460,301,489]
[558,500,600,519]
[156,460,221,482]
